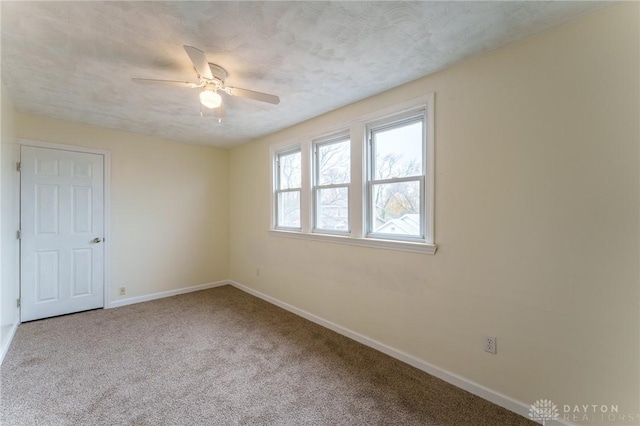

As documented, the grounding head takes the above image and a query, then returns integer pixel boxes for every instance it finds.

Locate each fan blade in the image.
[183,45,213,80]
[226,86,280,105]
[132,78,199,88]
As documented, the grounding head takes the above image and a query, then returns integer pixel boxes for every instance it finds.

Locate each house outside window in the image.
[366,112,426,241]
[270,94,435,254]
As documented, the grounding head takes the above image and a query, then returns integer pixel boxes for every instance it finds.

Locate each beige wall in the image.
[229,3,639,419]
[17,114,230,302]
[2,2,638,422]
[1,82,20,354]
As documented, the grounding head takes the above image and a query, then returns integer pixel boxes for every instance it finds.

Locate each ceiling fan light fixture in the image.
[199,90,222,109]
[133,46,280,114]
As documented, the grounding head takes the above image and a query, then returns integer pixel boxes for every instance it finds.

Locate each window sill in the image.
[268,229,437,255]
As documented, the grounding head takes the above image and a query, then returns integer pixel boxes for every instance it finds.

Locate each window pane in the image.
[277,191,300,228]
[317,139,350,185]
[371,181,421,237]
[316,187,349,231]
[278,151,301,190]
[373,120,423,180]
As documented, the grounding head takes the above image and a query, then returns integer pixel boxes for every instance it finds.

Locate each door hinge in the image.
[16,230,21,240]
[16,162,21,172]
[16,299,20,308]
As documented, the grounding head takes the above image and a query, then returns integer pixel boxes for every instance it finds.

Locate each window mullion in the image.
[420,176,425,239]
[350,123,364,238]
[300,141,312,233]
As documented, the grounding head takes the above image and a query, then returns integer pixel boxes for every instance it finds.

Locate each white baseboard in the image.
[227,279,564,426]
[107,280,229,309]
[0,320,19,365]
[0,281,228,364]
[1,277,575,425]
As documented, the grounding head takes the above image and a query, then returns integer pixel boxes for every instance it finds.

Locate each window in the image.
[313,135,350,233]
[275,148,301,229]
[367,113,425,241]
[270,94,435,254]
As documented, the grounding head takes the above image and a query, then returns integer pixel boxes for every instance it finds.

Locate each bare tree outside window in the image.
[279,150,301,189]
[271,100,433,250]
[276,150,301,228]
[373,154,421,221]
[314,137,350,232]
[369,118,424,237]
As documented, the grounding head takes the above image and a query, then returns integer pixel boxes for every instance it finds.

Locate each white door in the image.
[20,146,105,322]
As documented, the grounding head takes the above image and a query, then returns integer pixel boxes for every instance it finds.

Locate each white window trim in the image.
[312,132,351,235]
[272,146,303,231]
[269,229,436,254]
[270,93,436,255]
[366,111,427,242]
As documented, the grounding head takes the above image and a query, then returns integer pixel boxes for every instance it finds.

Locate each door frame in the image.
[18,138,111,318]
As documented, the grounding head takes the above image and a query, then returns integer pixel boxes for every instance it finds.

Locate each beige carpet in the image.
[1,285,535,425]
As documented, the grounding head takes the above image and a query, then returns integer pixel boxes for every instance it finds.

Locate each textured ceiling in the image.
[1,1,605,147]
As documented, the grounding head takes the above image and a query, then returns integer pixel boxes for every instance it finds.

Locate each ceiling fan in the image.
[132,45,280,115]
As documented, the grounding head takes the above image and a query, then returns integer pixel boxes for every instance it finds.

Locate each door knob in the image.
[92,237,102,243]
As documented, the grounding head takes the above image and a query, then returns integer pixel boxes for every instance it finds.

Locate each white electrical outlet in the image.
[256,268,261,276]
[484,335,497,354]
[119,287,126,296]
